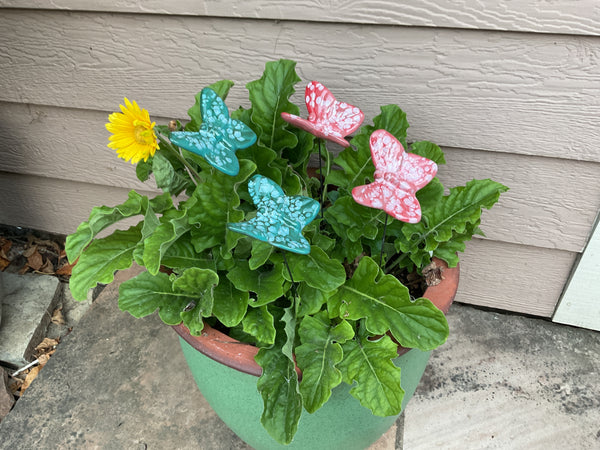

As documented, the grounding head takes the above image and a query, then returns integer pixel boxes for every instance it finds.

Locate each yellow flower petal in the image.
[106,98,158,163]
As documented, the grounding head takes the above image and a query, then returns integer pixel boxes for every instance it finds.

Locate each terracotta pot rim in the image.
[173,257,460,377]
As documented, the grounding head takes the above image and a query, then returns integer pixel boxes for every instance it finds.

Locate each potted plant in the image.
[66,59,507,448]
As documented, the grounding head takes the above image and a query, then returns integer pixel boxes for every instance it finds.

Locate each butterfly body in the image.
[170,87,256,176]
[227,175,320,254]
[352,130,437,223]
[281,81,364,147]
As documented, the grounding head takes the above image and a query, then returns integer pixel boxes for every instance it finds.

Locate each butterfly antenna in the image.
[379,214,389,271]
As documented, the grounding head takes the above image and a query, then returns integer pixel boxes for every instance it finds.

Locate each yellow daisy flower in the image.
[106,98,159,164]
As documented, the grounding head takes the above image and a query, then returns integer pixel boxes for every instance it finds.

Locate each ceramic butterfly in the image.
[227,175,320,254]
[169,87,257,176]
[352,129,438,224]
[281,81,364,147]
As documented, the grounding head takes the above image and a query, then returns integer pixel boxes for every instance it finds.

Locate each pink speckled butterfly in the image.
[352,129,438,224]
[281,81,364,147]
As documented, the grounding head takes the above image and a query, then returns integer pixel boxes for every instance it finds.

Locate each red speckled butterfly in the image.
[352,129,438,224]
[281,81,364,147]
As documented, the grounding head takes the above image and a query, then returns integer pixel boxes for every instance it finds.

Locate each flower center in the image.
[133,120,154,145]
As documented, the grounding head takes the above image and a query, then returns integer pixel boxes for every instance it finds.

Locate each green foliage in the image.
[68,59,507,445]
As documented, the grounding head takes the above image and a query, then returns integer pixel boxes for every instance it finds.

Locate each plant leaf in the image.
[65,191,148,262]
[69,226,142,300]
[227,260,285,307]
[330,257,448,350]
[296,312,354,413]
[152,152,191,194]
[249,239,274,270]
[212,277,249,327]
[118,268,218,334]
[242,305,276,346]
[142,208,192,275]
[284,246,346,292]
[255,329,303,445]
[185,79,235,132]
[410,141,446,165]
[338,334,404,416]
[395,179,508,268]
[246,59,301,154]
[188,159,256,253]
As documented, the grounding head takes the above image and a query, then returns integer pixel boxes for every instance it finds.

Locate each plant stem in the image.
[379,214,389,270]
[318,138,324,220]
[282,251,299,316]
[156,133,202,185]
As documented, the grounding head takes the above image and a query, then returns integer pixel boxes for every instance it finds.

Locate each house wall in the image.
[1,2,599,317]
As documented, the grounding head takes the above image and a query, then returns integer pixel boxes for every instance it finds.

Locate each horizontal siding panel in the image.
[0,172,155,235]
[437,148,600,253]
[1,102,599,252]
[1,11,599,163]
[456,239,576,317]
[0,102,150,191]
[1,1,600,36]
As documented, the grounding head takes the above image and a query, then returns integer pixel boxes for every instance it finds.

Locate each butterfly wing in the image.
[352,130,437,223]
[171,88,256,176]
[306,81,364,146]
[227,175,317,254]
[370,129,437,191]
[281,82,363,147]
[352,181,422,223]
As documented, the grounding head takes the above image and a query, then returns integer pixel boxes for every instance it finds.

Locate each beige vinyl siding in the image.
[2,0,600,36]
[1,5,598,317]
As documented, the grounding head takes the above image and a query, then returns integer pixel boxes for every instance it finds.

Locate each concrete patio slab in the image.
[403,305,600,449]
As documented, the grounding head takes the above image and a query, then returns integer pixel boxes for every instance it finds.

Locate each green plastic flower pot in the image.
[173,259,459,449]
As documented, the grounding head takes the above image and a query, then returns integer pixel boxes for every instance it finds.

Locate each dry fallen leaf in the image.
[20,366,41,393]
[35,338,59,357]
[51,307,66,326]
[26,249,44,271]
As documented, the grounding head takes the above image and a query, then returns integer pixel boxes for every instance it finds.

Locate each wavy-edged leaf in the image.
[249,239,274,270]
[409,140,446,165]
[297,283,330,317]
[69,225,141,301]
[242,305,276,346]
[338,334,404,416]
[212,277,249,327]
[330,257,448,350]
[161,234,218,271]
[246,59,301,154]
[395,179,508,268]
[255,328,302,445]
[152,151,191,194]
[118,268,218,334]
[65,191,149,262]
[227,260,285,307]
[284,246,346,292]
[325,195,383,242]
[142,208,192,275]
[296,312,354,413]
[188,159,256,253]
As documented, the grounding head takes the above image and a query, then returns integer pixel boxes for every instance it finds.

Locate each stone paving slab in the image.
[0,272,61,367]
[0,267,399,449]
[403,305,600,449]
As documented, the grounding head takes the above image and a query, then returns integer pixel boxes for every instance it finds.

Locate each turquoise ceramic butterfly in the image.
[170,87,257,176]
[227,175,320,254]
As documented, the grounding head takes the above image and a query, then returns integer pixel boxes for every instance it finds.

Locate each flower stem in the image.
[156,132,202,185]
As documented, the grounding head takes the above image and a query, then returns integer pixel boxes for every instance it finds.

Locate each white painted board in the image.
[553,213,600,331]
